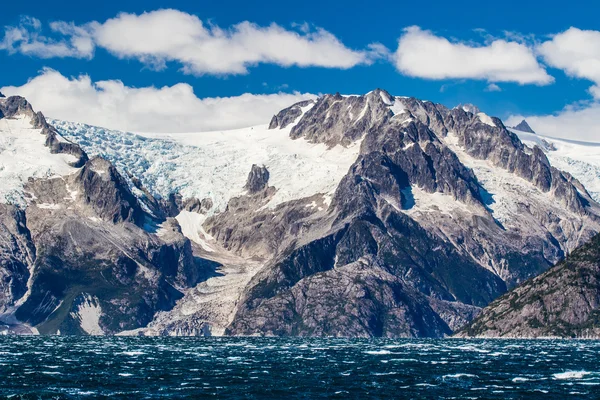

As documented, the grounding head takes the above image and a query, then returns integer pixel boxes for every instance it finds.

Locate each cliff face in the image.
[458,234,600,338]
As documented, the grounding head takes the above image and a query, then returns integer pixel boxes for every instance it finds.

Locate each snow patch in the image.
[404,186,475,218]
[69,294,104,335]
[477,113,496,127]
[389,97,406,117]
[379,91,393,105]
[36,203,62,210]
[175,211,214,252]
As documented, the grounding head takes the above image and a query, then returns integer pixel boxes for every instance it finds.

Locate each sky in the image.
[1,0,600,141]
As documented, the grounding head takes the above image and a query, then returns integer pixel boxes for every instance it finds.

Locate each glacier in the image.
[49,112,362,214]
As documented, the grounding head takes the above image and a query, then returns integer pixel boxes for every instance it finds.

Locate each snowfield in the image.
[50,110,363,213]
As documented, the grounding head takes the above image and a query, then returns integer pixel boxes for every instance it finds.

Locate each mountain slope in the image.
[458,234,600,338]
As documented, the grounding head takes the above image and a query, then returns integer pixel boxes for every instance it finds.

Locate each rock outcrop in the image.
[0,204,35,314]
[244,164,270,194]
[268,100,315,130]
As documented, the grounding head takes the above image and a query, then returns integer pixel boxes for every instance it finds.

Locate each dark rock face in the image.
[0,91,5,98]
[74,156,145,225]
[244,165,270,194]
[230,258,453,338]
[0,205,35,314]
[459,234,600,338]
[511,119,536,134]
[227,190,507,337]
[0,96,35,119]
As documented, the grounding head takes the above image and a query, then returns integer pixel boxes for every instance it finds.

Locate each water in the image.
[1,337,599,399]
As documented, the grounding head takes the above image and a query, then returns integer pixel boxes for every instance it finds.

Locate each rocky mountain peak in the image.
[0,96,37,120]
[511,119,536,134]
[459,103,481,114]
[288,90,394,148]
[0,95,88,169]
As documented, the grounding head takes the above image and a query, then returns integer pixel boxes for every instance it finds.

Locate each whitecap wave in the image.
[553,371,591,380]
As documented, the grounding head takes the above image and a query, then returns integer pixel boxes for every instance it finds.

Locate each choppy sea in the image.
[1,336,599,399]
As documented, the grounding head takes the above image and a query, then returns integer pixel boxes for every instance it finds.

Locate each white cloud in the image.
[0,16,93,58]
[538,27,600,99]
[485,83,502,92]
[506,101,600,142]
[1,10,384,75]
[393,26,553,85]
[92,10,384,74]
[1,69,315,132]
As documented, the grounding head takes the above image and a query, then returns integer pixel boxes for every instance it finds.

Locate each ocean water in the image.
[1,337,599,399]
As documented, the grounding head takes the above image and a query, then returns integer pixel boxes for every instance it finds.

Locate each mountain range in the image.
[1,90,599,337]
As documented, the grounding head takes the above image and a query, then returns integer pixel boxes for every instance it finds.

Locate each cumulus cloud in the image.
[0,16,93,58]
[1,10,384,75]
[537,27,600,99]
[1,69,315,132]
[393,26,553,85]
[506,101,600,143]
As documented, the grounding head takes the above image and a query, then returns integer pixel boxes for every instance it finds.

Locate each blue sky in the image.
[1,0,600,140]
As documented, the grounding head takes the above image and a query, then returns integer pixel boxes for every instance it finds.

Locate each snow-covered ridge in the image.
[511,129,600,203]
[50,112,362,213]
[0,115,78,205]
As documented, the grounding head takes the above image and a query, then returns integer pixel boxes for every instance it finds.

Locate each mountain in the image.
[2,90,600,337]
[458,233,600,338]
[0,96,214,335]
[511,119,536,134]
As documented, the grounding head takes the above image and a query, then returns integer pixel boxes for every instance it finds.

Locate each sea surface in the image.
[1,336,600,399]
